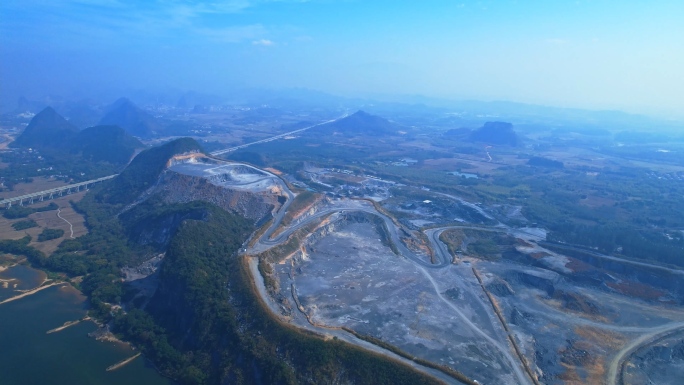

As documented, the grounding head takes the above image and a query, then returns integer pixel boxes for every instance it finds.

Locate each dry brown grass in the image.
[264,167,282,175]
[558,326,630,384]
[575,326,626,351]
[564,257,595,273]
[606,281,667,301]
[558,356,607,385]
[529,251,551,259]
[0,190,88,256]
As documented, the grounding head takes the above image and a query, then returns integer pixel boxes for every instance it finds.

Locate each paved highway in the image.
[210,114,348,156]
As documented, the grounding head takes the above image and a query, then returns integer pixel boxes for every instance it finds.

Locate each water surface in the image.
[0,265,171,385]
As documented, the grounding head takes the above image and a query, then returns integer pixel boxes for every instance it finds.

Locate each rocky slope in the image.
[151,168,282,224]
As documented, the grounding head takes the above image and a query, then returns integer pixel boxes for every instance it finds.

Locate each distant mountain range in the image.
[12,107,143,165]
[99,97,161,138]
[7,88,683,136]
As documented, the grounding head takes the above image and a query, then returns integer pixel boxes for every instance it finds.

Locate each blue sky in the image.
[1,0,683,117]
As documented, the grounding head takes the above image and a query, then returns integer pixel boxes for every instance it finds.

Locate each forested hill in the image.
[97,137,202,204]
[72,125,143,164]
[11,106,79,148]
[469,121,519,146]
[321,110,400,136]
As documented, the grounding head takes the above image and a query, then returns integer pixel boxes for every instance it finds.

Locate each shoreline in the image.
[0,262,20,273]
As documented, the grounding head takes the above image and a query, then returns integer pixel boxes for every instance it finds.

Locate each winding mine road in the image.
[606,322,684,385]
[239,164,534,385]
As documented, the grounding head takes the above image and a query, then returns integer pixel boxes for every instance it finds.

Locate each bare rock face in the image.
[151,171,283,224]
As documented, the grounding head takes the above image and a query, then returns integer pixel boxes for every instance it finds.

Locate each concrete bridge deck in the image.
[0,174,117,208]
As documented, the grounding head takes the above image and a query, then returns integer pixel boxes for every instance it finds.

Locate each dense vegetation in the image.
[119,197,211,250]
[527,156,564,169]
[11,219,38,230]
[0,236,45,262]
[546,222,684,267]
[70,125,142,164]
[37,228,64,242]
[3,202,58,219]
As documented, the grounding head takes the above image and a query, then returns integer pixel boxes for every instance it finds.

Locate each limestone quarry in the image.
[131,155,684,384]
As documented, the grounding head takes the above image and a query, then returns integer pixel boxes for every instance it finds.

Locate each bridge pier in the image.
[0,174,117,210]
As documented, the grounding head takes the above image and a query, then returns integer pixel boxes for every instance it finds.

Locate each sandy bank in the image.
[106,353,141,371]
[46,317,90,334]
[0,282,65,305]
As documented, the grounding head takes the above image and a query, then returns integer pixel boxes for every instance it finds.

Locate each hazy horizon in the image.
[2,1,683,119]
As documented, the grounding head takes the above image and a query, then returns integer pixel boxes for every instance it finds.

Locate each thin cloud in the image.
[252,39,275,46]
[1,1,275,45]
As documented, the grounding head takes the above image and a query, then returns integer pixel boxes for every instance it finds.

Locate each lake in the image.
[0,264,172,385]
